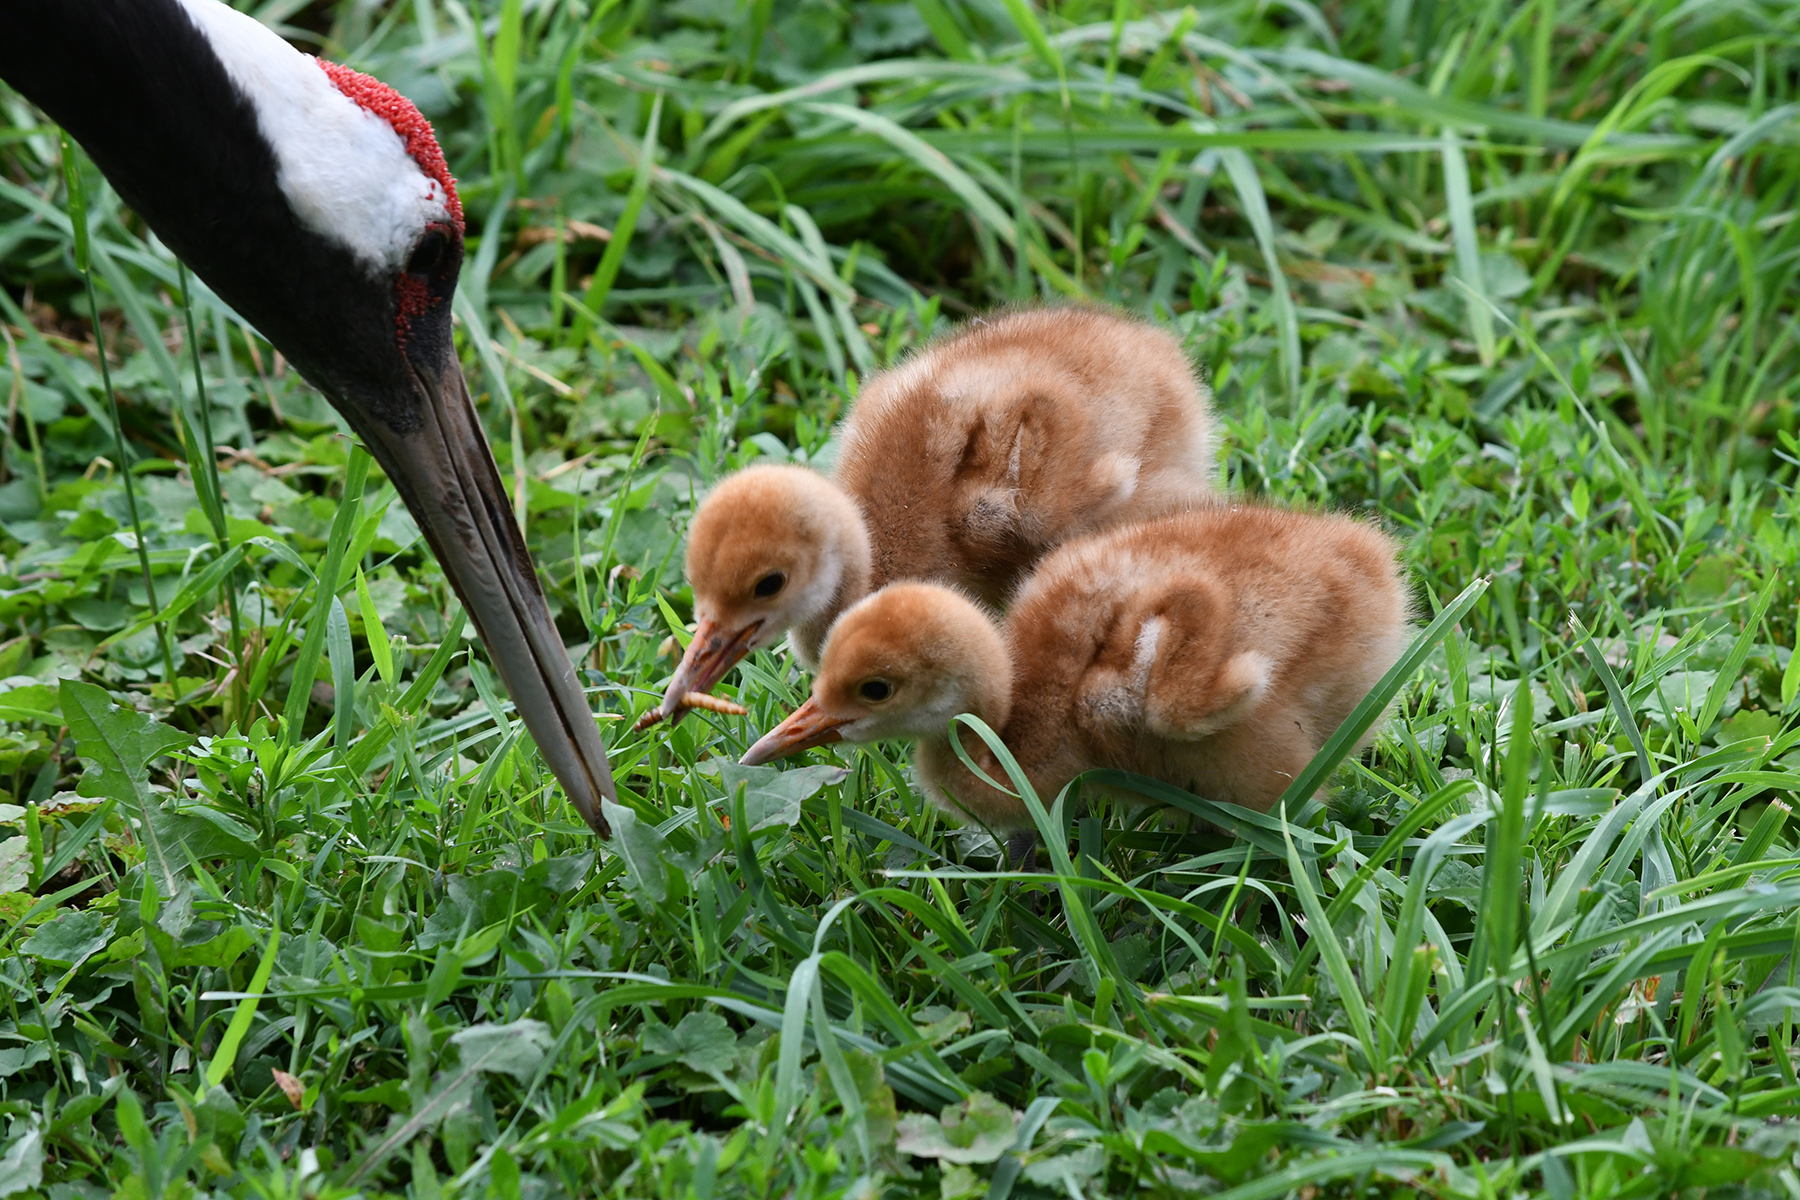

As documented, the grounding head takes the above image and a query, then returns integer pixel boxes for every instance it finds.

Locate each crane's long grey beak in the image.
[361,345,616,837]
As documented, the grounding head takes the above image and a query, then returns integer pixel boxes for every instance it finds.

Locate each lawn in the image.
[2,0,1798,1195]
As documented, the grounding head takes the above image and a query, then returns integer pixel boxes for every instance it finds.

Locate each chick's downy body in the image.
[932,506,1411,827]
[652,306,1217,723]
[745,506,1411,835]
[834,306,1218,609]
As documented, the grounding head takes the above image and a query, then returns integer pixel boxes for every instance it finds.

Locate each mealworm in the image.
[631,692,747,732]
[682,692,748,716]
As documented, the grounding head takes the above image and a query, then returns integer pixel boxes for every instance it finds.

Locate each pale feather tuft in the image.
[172,0,454,276]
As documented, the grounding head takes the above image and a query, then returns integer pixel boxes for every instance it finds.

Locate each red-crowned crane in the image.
[0,0,616,835]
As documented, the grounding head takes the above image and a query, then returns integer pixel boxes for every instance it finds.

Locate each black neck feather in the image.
[0,0,433,436]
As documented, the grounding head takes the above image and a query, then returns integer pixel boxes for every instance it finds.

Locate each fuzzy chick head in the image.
[811,582,1012,744]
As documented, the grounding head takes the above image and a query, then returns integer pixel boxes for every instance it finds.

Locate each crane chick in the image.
[741,506,1411,860]
[647,306,1218,728]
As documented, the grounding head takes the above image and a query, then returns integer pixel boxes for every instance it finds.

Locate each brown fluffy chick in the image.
[649,306,1217,726]
[741,506,1411,858]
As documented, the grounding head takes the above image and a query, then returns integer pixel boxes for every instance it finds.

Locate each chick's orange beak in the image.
[656,615,762,724]
[740,696,850,765]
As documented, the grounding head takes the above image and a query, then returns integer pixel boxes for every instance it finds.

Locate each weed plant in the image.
[2,0,1800,1195]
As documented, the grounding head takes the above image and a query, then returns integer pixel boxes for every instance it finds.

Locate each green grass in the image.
[2,0,1800,1195]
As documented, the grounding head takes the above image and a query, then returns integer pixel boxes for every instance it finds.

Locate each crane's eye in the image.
[407,229,447,277]
[858,679,893,703]
[753,572,786,599]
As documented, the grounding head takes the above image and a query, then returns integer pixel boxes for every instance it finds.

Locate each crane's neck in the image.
[0,0,462,433]
[2,0,289,283]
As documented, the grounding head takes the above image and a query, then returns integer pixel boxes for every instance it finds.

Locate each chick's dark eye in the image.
[753,572,786,599]
[858,679,893,703]
[407,230,447,277]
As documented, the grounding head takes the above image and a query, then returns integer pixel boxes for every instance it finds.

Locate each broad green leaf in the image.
[0,1048,48,1081]
[60,679,191,896]
[0,840,27,895]
[20,908,108,968]
[0,1116,43,1199]
[643,1011,738,1074]
[895,1091,1016,1164]
[448,1019,553,1083]
[601,798,669,905]
[348,1019,552,1185]
[101,542,248,647]
[153,804,258,863]
[715,762,847,830]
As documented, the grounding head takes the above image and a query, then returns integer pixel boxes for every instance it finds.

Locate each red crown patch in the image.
[316,59,464,232]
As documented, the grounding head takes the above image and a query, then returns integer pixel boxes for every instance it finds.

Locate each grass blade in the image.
[205,913,280,1088]
[799,103,1016,245]
[1571,613,1656,784]
[1280,800,1377,1070]
[1441,128,1495,364]
[356,568,396,687]
[573,92,663,345]
[60,132,173,687]
[326,596,355,755]
[282,447,370,736]
[1220,149,1300,396]
[1696,571,1777,738]
[950,715,1141,1028]
[1478,674,1532,981]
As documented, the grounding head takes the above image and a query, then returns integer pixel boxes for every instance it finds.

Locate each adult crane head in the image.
[0,0,616,834]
